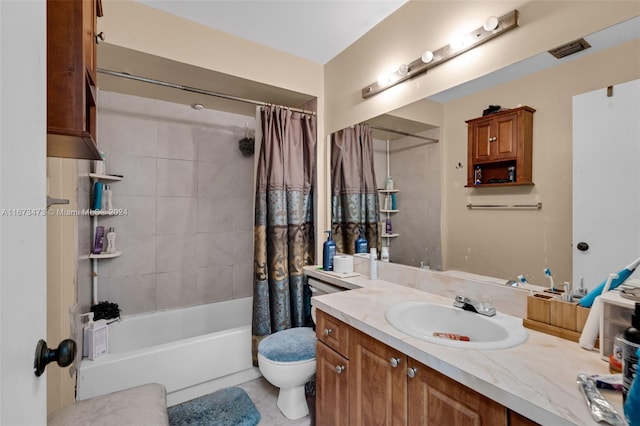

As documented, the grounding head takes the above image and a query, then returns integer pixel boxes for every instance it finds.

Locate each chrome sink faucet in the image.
[453,295,496,317]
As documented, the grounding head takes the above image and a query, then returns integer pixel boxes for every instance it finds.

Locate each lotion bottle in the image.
[369,247,378,279]
[105,227,116,254]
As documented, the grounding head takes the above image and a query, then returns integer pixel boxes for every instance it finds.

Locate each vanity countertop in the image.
[304,266,624,426]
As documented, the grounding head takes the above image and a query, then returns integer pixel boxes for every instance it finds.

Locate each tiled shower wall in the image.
[374,128,442,270]
[77,91,256,315]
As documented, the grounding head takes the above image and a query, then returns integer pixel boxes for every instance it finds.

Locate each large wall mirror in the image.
[330,16,639,290]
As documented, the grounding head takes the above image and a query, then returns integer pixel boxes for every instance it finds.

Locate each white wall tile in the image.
[157,197,198,235]
[157,122,196,160]
[156,234,198,273]
[157,159,197,197]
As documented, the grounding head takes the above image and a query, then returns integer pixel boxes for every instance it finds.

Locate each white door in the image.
[573,79,640,291]
[0,2,48,424]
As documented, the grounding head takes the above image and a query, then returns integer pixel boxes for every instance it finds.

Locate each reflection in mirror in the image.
[331,112,442,270]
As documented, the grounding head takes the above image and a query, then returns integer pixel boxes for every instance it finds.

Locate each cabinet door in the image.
[469,119,493,162]
[349,328,407,425]
[492,112,518,160]
[316,343,349,426]
[407,358,506,426]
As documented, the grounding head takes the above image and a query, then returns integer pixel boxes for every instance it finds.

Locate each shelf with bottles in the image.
[89,170,122,259]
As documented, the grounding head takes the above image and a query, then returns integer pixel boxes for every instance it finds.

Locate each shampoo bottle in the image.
[103,184,113,211]
[323,230,336,271]
[355,227,368,254]
[92,181,103,211]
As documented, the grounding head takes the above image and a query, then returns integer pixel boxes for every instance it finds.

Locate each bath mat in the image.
[168,386,260,426]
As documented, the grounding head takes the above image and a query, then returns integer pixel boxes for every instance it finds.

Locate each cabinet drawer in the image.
[316,310,349,357]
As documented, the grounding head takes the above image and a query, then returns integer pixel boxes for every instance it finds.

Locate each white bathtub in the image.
[77,297,261,406]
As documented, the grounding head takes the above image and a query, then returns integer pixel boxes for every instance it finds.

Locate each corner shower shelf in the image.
[382,233,399,238]
[378,189,399,193]
[89,173,123,182]
[380,209,399,213]
[89,251,122,259]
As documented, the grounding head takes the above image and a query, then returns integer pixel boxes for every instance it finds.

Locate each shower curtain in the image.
[331,124,380,255]
[252,105,316,360]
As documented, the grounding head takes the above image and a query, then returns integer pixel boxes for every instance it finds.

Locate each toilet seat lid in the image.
[258,327,316,362]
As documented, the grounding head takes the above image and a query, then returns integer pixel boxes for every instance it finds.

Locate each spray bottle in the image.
[323,230,336,271]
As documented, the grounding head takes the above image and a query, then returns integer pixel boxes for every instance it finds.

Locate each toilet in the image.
[257,327,316,420]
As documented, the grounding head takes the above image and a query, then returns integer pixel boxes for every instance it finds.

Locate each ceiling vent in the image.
[548,38,591,59]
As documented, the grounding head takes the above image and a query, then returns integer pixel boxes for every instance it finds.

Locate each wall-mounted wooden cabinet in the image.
[466,106,535,187]
[47,0,103,160]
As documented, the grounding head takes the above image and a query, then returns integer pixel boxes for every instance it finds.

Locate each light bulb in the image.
[483,16,499,31]
[449,34,465,51]
[377,72,391,86]
[421,50,434,63]
[397,64,409,76]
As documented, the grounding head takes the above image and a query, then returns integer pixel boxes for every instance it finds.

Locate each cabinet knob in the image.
[577,242,589,251]
[335,365,345,374]
[323,328,333,336]
[95,32,105,44]
[406,367,417,378]
[390,357,401,368]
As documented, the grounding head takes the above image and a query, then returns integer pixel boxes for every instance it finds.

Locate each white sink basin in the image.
[385,301,528,349]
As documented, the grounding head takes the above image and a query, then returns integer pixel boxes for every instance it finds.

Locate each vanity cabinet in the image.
[348,327,407,424]
[316,310,539,425]
[47,0,103,160]
[466,106,535,187]
[316,310,350,426]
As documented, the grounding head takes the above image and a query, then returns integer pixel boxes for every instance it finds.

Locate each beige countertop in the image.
[304,266,625,426]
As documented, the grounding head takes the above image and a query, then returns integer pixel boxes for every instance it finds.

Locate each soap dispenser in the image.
[323,230,336,271]
[81,312,108,360]
[355,227,368,254]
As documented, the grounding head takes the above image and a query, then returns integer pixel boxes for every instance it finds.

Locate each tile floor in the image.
[238,377,312,425]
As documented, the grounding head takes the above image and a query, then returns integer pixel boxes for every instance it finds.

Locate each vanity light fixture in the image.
[362,9,519,99]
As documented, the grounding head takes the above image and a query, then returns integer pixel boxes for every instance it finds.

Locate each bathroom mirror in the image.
[331,17,640,287]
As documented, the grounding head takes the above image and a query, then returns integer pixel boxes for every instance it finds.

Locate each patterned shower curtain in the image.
[331,124,381,255]
[252,106,316,361]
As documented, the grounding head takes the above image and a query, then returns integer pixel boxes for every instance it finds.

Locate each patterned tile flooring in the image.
[238,377,312,426]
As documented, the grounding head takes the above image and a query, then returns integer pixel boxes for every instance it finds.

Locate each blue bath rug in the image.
[168,387,260,426]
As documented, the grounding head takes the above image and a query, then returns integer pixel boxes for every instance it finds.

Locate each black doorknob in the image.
[34,339,76,377]
[577,242,589,251]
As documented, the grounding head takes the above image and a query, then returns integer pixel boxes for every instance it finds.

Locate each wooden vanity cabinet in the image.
[407,357,506,425]
[466,106,535,187]
[316,310,540,425]
[316,310,350,426]
[47,0,103,160]
[348,328,407,425]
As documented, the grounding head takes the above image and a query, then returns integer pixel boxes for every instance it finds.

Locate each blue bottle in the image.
[323,230,336,271]
[355,227,368,254]
[92,181,103,211]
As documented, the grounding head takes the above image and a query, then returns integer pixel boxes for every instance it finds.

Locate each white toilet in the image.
[257,327,316,420]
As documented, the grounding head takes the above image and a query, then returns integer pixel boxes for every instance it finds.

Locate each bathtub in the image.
[77,297,261,406]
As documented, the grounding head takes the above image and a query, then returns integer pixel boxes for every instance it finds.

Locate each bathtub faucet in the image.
[453,295,496,317]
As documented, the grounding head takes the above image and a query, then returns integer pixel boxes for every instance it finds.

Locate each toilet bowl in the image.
[257,327,316,420]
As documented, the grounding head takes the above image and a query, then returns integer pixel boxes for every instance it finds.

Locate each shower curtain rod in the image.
[368,125,439,143]
[97,68,317,116]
